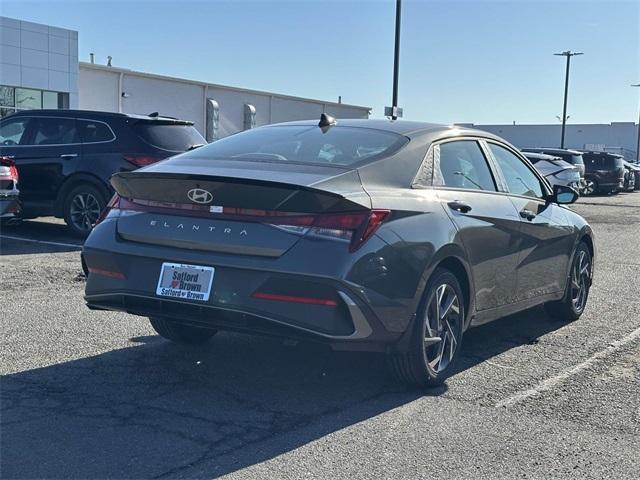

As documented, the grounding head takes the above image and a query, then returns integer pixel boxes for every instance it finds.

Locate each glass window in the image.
[0,108,16,119]
[31,118,79,145]
[0,116,30,145]
[78,120,115,143]
[133,123,206,152]
[181,125,407,166]
[489,143,544,198]
[434,140,496,191]
[15,88,42,110]
[0,86,15,107]
[42,91,58,109]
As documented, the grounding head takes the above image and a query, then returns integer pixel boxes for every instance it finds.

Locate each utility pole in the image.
[632,83,640,163]
[554,51,583,148]
[385,0,403,120]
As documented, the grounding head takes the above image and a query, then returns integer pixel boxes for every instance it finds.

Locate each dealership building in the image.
[0,16,370,141]
[1,16,638,157]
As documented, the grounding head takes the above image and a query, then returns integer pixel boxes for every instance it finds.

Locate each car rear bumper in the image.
[83,220,408,351]
[0,193,20,218]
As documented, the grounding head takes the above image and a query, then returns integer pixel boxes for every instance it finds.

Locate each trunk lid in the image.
[110,159,371,257]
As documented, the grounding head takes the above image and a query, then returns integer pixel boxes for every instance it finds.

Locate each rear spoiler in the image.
[110,171,371,213]
[129,113,194,126]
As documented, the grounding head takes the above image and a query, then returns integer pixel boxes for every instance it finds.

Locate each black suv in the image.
[580,151,625,195]
[0,110,205,235]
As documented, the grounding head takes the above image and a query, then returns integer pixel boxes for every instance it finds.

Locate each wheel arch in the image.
[54,173,112,217]
[420,243,475,330]
[392,244,475,353]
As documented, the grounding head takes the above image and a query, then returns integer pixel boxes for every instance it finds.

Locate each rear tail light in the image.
[106,196,390,251]
[124,154,163,167]
[0,157,18,181]
[303,210,390,251]
[95,194,121,225]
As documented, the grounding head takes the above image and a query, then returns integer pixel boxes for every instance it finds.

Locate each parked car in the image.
[83,117,595,387]
[622,161,638,191]
[624,161,640,191]
[522,151,581,191]
[0,110,205,236]
[521,147,585,190]
[580,151,625,195]
[0,156,20,222]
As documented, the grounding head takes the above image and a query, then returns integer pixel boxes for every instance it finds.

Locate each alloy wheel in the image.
[570,250,590,312]
[423,283,461,373]
[583,180,595,195]
[69,192,101,232]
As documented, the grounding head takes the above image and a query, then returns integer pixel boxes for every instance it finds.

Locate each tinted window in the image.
[78,120,115,143]
[434,140,496,191]
[0,116,30,145]
[183,125,407,166]
[30,118,79,145]
[134,123,206,152]
[489,144,544,198]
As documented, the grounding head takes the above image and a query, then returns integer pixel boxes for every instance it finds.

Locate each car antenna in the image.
[318,113,336,131]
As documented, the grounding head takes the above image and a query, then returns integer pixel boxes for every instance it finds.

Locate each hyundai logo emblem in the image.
[187,188,213,204]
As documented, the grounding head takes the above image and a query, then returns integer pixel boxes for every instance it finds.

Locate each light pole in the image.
[632,83,640,163]
[385,0,403,120]
[554,51,583,148]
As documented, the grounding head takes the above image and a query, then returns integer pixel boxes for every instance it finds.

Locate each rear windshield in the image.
[133,123,205,152]
[186,125,408,166]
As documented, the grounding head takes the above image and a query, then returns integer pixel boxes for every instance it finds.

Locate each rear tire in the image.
[149,317,217,344]
[62,184,108,237]
[582,178,598,196]
[544,242,592,322]
[387,268,465,388]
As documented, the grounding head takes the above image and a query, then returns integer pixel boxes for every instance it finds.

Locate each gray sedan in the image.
[83,118,595,387]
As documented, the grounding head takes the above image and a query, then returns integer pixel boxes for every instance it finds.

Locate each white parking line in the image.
[496,325,640,408]
[0,234,82,249]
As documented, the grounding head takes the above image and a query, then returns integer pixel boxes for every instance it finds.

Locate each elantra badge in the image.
[187,188,213,204]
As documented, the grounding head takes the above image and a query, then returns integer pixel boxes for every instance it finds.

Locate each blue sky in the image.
[1,0,638,124]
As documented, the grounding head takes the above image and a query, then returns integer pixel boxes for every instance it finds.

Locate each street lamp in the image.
[554,50,583,148]
[385,0,403,120]
[632,83,640,163]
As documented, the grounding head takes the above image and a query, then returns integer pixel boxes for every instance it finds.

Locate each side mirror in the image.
[551,184,579,205]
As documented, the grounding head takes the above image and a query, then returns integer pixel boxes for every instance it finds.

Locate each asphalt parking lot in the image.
[1,193,639,479]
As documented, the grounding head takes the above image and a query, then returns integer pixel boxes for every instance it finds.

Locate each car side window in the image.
[434,140,496,191]
[30,118,79,146]
[488,143,544,198]
[0,117,30,146]
[77,120,115,143]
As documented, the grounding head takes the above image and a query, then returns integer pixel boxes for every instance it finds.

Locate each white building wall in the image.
[123,74,205,132]
[0,16,78,107]
[78,63,370,138]
[78,66,119,112]
[206,86,272,138]
[472,122,638,158]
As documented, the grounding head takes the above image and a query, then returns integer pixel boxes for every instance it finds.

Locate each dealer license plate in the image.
[156,263,214,302]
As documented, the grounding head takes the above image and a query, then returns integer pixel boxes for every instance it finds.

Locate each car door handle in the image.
[447,201,472,213]
[60,153,78,160]
[520,209,536,221]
